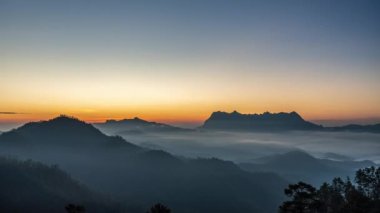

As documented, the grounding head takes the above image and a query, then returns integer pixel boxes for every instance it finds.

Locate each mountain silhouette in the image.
[0,115,139,149]
[94,117,190,135]
[326,123,380,133]
[0,116,288,213]
[201,111,323,131]
[200,111,380,133]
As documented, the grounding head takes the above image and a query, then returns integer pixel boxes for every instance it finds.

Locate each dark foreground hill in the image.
[0,115,287,213]
[0,157,118,213]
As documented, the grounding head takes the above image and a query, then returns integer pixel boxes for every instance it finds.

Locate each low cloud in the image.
[0,112,21,114]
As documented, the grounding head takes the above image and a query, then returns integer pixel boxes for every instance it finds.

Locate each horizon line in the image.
[1,110,380,131]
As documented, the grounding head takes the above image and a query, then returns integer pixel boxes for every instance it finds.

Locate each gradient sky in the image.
[1,0,379,129]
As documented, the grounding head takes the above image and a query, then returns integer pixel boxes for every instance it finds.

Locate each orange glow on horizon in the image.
[1,106,379,128]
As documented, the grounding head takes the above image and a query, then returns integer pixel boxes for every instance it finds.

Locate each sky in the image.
[1,0,379,129]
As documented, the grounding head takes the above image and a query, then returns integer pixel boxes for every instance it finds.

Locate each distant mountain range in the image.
[0,115,288,213]
[324,123,380,133]
[93,111,380,134]
[239,150,377,185]
[201,111,322,131]
[94,117,190,135]
[200,111,380,133]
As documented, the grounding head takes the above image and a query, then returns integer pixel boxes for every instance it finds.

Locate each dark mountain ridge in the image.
[325,123,380,133]
[94,117,190,135]
[78,111,380,134]
[200,111,380,133]
[0,115,139,150]
[201,111,323,131]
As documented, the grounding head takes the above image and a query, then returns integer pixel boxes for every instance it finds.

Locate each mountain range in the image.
[200,111,380,133]
[94,111,380,134]
[325,123,380,133]
[0,116,139,150]
[0,114,378,212]
[0,115,288,213]
[201,111,322,131]
[94,117,190,135]
[239,150,378,185]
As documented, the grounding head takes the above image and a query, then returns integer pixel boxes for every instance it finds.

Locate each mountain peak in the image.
[104,117,149,125]
[94,117,188,135]
[48,115,86,125]
[19,115,98,133]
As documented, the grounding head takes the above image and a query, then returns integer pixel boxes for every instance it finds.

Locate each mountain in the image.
[201,111,380,133]
[0,157,118,213]
[326,123,380,133]
[94,117,190,135]
[0,116,288,213]
[201,111,323,131]
[323,152,354,161]
[239,150,377,185]
[0,115,140,150]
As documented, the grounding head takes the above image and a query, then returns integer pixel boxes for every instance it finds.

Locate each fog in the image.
[114,130,380,164]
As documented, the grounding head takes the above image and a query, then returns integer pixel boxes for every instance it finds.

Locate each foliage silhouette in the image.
[279,166,380,213]
[355,166,380,200]
[146,203,171,213]
[65,204,86,213]
[279,182,320,213]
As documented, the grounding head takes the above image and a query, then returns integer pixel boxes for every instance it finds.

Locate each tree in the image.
[279,167,380,213]
[65,204,85,213]
[279,182,320,213]
[355,166,380,200]
[317,179,346,213]
[147,203,171,213]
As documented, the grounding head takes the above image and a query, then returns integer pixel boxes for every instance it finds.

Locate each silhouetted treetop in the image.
[65,204,86,213]
[279,166,380,213]
[147,203,171,213]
